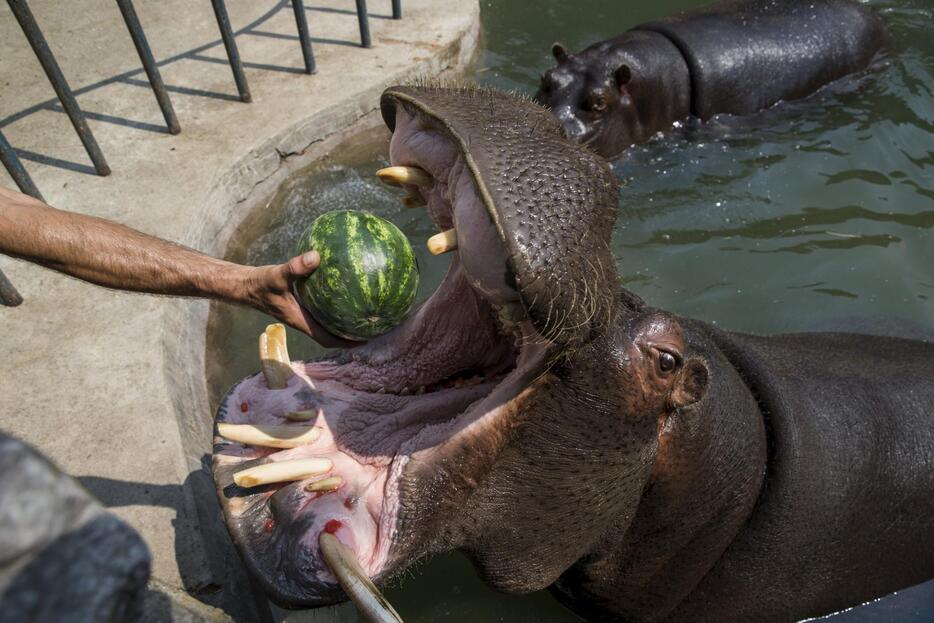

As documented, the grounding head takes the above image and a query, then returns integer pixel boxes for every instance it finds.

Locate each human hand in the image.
[240,251,356,349]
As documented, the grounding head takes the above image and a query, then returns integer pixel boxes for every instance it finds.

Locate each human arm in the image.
[0,186,350,347]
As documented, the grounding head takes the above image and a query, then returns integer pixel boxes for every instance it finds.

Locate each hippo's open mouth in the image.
[213,85,620,614]
[212,91,556,610]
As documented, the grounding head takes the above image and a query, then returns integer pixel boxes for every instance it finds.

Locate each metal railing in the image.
[0,0,402,306]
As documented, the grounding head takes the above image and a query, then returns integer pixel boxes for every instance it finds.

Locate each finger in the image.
[284,250,320,280]
[279,300,315,337]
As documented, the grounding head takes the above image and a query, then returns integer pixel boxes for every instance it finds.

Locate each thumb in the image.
[285,250,320,279]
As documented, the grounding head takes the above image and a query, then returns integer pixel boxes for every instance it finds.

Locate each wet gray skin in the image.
[533,0,889,159]
[212,85,934,621]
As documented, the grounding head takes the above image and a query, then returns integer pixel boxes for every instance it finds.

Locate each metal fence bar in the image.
[210,0,252,103]
[115,0,181,134]
[7,0,111,176]
[391,0,401,20]
[0,270,23,307]
[355,0,371,48]
[0,130,34,307]
[0,130,44,201]
[290,0,316,74]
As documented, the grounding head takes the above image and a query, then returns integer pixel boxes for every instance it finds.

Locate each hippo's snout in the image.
[552,105,592,142]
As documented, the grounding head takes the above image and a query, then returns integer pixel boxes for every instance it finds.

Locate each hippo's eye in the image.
[658,351,679,374]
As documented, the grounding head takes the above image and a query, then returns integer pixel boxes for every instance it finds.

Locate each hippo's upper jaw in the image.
[211,85,627,608]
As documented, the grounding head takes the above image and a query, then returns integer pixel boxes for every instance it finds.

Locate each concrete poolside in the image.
[0,1,479,619]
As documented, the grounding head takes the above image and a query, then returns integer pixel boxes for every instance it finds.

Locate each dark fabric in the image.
[0,433,150,623]
[1,514,151,623]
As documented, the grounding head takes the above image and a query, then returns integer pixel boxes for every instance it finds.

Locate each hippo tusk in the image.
[377,165,432,188]
[217,423,321,449]
[305,475,343,492]
[319,532,403,623]
[233,458,332,488]
[427,229,458,255]
[259,323,294,389]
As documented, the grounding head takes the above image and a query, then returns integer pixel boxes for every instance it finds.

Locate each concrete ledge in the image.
[0,1,479,619]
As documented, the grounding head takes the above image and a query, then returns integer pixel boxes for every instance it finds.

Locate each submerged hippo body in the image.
[212,86,934,622]
[534,0,890,158]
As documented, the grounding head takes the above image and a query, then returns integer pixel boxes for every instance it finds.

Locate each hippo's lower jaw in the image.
[212,99,555,609]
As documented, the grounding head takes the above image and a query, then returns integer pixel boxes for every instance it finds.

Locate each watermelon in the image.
[295,210,419,341]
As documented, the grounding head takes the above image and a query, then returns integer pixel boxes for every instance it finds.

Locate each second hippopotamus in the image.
[534,0,890,158]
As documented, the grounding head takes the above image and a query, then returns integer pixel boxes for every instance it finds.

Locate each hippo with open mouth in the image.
[534,0,890,159]
[212,85,934,622]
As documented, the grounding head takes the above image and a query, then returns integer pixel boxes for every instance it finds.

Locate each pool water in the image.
[206,0,934,620]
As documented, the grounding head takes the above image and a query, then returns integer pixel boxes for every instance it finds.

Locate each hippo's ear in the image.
[552,42,569,64]
[670,358,709,410]
[614,64,633,89]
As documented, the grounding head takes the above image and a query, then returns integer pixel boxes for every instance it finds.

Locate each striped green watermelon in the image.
[295,210,419,341]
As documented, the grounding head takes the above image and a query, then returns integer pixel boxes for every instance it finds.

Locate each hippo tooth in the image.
[376,165,433,188]
[258,324,294,390]
[217,423,321,449]
[319,532,403,623]
[233,458,332,488]
[427,229,458,255]
[285,408,320,422]
[305,476,343,492]
[401,193,426,208]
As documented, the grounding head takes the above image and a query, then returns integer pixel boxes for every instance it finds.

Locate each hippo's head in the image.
[535,34,691,159]
[212,85,709,614]
[535,42,633,151]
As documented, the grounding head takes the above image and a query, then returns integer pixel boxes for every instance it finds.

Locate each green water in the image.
[207,0,934,620]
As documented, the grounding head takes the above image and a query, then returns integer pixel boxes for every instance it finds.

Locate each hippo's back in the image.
[636,0,889,120]
[676,324,934,621]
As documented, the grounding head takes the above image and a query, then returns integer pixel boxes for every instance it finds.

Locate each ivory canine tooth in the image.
[319,532,403,623]
[217,423,321,449]
[427,229,458,255]
[233,458,332,488]
[377,165,432,188]
[305,476,343,492]
[259,323,294,389]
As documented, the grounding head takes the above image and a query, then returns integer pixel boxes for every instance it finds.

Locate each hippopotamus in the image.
[534,0,890,158]
[211,85,934,622]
